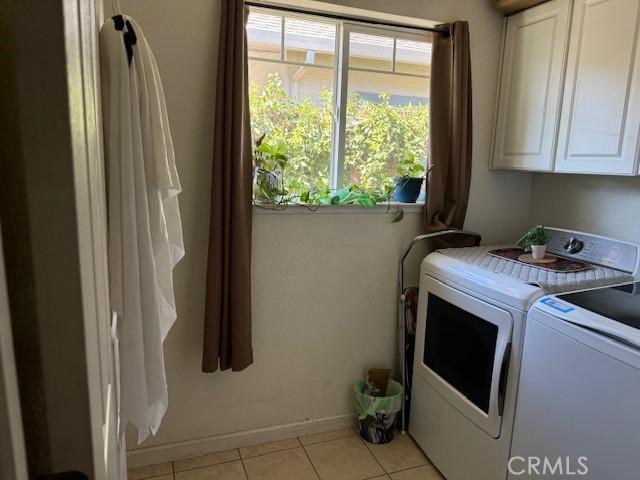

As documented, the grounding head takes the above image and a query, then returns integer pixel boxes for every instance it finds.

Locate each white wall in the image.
[528,174,640,244]
[120,0,532,460]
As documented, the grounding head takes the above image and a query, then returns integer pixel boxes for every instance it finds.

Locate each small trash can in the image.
[353,379,403,444]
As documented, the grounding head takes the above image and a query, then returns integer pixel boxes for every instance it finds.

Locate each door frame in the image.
[0,225,29,480]
[0,0,118,477]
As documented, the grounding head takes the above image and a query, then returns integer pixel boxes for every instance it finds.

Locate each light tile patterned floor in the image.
[128,428,445,480]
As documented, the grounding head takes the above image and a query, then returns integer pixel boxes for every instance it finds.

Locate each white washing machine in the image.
[408,228,639,480]
[509,283,640,479]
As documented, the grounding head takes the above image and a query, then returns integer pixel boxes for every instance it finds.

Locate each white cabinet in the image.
[555,0,640,175]
[492,0,571,171]
[493,0,640,175]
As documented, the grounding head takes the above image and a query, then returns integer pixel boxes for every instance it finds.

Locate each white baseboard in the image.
[127,413,357,469]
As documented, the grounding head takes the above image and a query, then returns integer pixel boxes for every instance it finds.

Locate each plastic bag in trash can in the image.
[353,380,403,444]
[353,380,403,419]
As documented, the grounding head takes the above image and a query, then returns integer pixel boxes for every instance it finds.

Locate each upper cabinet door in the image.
[555,0,640,175]
[492,0,571,171]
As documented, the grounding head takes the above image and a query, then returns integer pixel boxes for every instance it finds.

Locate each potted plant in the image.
[522,225,551,260]
[392,151,426,203]
[252,133,405,222]
[253,133,288,206]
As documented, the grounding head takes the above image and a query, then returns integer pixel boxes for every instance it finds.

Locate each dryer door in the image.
[414,275,514,438]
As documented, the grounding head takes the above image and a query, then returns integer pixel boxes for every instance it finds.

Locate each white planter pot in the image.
[531,244,547,260]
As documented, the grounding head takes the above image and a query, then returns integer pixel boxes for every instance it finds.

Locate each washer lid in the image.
[533,286,640,354]
[559,282,640,332]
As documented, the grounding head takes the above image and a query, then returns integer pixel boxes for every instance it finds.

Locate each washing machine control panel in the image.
[541,229,638,273]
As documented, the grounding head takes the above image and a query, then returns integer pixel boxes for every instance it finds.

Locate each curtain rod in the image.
[244,1,449,35]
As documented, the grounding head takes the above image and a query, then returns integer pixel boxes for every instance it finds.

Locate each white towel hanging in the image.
[100,13,184,445]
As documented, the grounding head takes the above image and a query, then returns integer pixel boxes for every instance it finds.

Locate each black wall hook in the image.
[112,14,137,66]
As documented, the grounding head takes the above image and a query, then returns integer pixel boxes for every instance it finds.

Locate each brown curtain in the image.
[203,0,253,372]
[426,22,473,238]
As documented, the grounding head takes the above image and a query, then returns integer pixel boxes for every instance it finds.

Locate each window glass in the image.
[248,62,334,192]
[247,11,282,60]
[348,32,393,71]
[247,9,432,200]
[343,70,428,189]
[284,17,336,67]
[395,39,431,76]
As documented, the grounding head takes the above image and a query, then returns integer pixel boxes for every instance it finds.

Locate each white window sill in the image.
[253,202,424,215]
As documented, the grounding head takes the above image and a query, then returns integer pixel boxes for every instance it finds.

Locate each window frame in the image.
[247,6,432,192]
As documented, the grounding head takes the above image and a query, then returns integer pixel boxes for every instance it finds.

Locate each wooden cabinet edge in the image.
[490,163,554,173]
[495,0,550,15]
[490,16,509,171]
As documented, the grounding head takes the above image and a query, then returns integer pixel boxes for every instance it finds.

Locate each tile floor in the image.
[128,428,445,480]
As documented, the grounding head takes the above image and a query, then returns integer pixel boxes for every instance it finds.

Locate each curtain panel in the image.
[203,0,253,372]
[425,21,474,242]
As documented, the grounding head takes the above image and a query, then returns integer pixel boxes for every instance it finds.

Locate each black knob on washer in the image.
[564,237,584,254]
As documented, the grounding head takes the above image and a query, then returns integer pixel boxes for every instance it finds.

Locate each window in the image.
[247,8,431,200]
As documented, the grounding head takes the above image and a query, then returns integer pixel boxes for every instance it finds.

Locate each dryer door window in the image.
[413,275,514,438]
[424,294,498,413]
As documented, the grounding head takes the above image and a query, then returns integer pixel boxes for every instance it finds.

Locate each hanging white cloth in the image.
[100,14,184,445]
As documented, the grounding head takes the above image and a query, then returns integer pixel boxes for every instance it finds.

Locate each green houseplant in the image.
[392,151,427,203]
[522,225,551,259]
[252,133,289,207]
[252,133,405,221]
